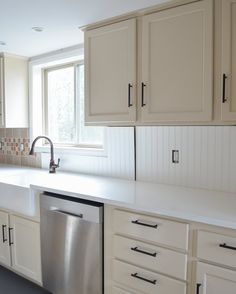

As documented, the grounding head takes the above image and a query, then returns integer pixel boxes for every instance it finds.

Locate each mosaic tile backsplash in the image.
[0,128,41,167]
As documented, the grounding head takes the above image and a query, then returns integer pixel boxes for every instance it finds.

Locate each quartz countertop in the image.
[0,164,236,230]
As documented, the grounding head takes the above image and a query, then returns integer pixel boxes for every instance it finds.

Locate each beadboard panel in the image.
[41,127,135,180]
[136,126,236,193]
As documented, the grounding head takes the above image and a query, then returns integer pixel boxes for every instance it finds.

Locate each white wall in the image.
[41,127,135,180]
[136,126,236,193]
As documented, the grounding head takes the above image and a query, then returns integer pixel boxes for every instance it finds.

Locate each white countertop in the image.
[0,164,236,230]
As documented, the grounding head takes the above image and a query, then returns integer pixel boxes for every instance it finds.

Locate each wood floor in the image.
[0,266,50,294]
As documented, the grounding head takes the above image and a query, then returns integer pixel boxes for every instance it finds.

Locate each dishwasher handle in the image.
[51,210,83,219]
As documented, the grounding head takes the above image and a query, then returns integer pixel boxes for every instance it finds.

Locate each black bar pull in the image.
[219,243,236,251]
[2,225,7,243]
[9,228,13,246]
[131,273,157,285]
[196,283,202,294]
[131,246,157,257]
[141,82,146,107]
[131,219,158,229]
[222,73,227,103]
[128,83,133,107]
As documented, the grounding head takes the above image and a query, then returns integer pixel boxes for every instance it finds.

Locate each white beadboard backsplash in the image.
[41,127,135,180]
[136,126,236,193]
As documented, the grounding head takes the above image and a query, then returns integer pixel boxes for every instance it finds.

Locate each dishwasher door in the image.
[40,192,103,294]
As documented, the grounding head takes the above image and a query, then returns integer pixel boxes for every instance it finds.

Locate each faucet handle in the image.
[57,158,60,167]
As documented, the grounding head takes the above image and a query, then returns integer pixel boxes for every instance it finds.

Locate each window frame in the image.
[42,61,104,149]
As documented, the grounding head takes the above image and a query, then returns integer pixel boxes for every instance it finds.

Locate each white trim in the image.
[34,145,108,157]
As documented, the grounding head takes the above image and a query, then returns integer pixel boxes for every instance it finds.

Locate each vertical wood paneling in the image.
[136,126,236,193]
[41,127,135,180]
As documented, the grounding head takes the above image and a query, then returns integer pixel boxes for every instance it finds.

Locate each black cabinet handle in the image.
[128,83,133,107]
[222,73,227,103]
[131,219,158,229]
[8,228,13,246]
[141,82,146,107]
[2,225,7,243]
[196,283,202,294]
[131,273,157,285]
[131,246,157,257]
[219,243,236,251]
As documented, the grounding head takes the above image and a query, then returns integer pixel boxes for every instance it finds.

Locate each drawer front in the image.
[197,230,236,268]
[113,209,189,250]
[113,235,187,280]
[113,259,186,294]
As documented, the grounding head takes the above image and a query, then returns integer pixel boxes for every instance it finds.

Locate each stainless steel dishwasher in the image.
[40,192,103,294]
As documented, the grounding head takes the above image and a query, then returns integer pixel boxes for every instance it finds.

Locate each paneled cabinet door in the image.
[196,262,236,294]
[221,0,236,121]
[0,211,11,266]
[10,215,41,282]
[140,0,213,123]
[85,19,136,124]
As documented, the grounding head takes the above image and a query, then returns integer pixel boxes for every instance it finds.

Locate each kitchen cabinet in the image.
[196,262,236,294]
[0,210,11,266]
[84,0,213,125]
[85,19,136,124]
[0,211,41,283]
[140,0,213,122]
[10,215,41,282]
[105,206,188,294]
[0,53,28,128]
[221,0,236,121]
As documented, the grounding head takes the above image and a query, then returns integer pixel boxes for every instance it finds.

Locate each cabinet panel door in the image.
[85,19,136,124]
[141,0,213,122]
[0,211,10,266]
[221,0,236,121]
[196,262,236,294]
[10,215,41,282]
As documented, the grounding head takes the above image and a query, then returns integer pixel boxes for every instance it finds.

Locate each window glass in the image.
[45,62,104,147]
[77,64,104,146]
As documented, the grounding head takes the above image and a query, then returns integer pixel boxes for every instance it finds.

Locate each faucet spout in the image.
[29,136,60,173]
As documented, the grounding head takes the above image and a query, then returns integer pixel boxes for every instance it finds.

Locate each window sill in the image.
[34,145,108,157]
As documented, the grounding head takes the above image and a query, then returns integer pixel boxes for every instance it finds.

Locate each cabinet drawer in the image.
[113,209,189,250]
[113,259,186,294]
[197,230,236,268]
[113,235,187,280]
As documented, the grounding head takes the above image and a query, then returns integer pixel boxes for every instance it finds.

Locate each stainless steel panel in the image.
[40,193,103,294]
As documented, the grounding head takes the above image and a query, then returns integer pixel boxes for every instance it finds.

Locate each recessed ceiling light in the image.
[0,41,6,46]
[32,27,44,32]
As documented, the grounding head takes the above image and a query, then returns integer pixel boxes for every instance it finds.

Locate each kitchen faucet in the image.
[29,136,60,173]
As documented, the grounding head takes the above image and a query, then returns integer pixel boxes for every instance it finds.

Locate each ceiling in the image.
[0,0,169,57]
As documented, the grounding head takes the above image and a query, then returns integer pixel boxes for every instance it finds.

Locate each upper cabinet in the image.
[140,0,213,123]
[0,53,28,128]
[85,19,136,124]
[221,0,236,121]
[84,0,213,126]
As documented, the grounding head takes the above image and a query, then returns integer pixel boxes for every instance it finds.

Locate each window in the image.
[44,62,104,148]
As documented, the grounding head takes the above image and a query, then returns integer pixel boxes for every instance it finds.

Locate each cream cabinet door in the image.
[10,215,41,282]
[140,0,213,123]
[0,211,11,266]
[221,0,236,121]
[85,19,136,124]
[196,262,236,294]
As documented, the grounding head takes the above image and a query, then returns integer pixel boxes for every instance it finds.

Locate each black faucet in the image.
[29,136,60,173]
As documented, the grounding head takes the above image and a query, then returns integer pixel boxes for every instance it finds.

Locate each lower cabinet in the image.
[0,211,41,283]
[196,262,236,294]
[0,211,11,266]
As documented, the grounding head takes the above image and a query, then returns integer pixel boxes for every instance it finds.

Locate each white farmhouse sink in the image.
[0,182,33,215]
[0,169,48,216]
